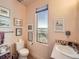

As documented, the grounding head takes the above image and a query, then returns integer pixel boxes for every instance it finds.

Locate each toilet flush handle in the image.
[31,42,33,45]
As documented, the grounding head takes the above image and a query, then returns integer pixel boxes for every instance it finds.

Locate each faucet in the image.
[72,43,79,54]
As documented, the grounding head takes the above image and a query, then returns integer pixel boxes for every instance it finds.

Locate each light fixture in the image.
[17,0,23,2]
[65,31,71,38]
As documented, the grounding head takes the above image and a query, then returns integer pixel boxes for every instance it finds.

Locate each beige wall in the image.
[0,0,27,54]
[78,0,79,40]
[49,0,78,42]
[26,0,78,59]
[0,0,78,59]
[26,0,50,59]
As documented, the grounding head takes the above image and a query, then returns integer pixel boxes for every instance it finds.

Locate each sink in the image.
[51,44,79,59]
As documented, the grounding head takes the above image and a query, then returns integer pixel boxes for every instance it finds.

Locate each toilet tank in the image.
[16,40,24,51]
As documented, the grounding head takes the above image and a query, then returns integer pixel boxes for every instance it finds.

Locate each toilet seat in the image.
[18,48,29,56]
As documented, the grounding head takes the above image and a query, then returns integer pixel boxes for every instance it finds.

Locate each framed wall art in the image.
[28,32,33,42]
[28,24,33,31]
[0,16,10,28]
[0,6,10,17]
[0,32,4,45]
[14,18,23,26]
[16,28,22,36]
[54,18,64,32]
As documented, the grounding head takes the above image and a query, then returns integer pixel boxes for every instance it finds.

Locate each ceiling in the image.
[18,0,36,6]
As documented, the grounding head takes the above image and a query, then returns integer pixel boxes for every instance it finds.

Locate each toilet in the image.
[16,39,29,59]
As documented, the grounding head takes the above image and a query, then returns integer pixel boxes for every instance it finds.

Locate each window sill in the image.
[35,42,48,46]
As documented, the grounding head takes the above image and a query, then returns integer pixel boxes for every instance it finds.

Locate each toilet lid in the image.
[18,48,29,56]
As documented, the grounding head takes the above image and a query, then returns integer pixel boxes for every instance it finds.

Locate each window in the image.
[36,5,48,44]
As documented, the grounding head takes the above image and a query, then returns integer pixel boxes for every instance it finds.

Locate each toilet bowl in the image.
[16,39,29,59]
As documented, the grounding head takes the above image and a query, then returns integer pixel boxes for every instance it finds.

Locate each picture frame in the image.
[28,32,33,42]
[14,18,23,26]
[54,18,64,32]
[0,6,10,17]
[16,28,22,36]
[0,32,4,45]
[0,16,11,28]
[28,24,33,31]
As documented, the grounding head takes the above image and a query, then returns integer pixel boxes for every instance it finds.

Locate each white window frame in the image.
[35,5,48,44]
